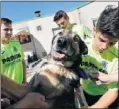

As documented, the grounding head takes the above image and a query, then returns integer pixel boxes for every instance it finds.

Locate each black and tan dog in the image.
[1,30,88,109]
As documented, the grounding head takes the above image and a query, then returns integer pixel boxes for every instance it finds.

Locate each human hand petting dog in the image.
[7,92,48,109]
[17,92,48,108]
[24,92,48,108]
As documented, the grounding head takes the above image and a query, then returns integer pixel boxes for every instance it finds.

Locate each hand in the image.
[11,92,48,108]
[91,72,110,84]
[24,92,48,108]
[1,98,11,108]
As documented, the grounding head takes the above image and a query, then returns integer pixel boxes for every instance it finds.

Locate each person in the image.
[54,10,92,108]
[53,10,92,43]
[1,18,26,84]
[79,5,119,108]
[1,17,26,107]
[54,5,119,108]
[1,18,48,108]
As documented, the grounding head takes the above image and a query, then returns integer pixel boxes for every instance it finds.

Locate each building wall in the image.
[12,1,118,59]
[78,2,118,30]
[13,10,80,56]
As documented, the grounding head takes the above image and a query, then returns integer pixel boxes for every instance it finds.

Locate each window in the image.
[36,25,42,31]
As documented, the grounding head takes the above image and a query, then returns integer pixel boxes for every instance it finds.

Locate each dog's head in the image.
[49,30,88,68]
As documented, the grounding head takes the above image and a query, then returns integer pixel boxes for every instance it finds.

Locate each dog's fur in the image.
[28,30,88,108]
[1,30,88,109]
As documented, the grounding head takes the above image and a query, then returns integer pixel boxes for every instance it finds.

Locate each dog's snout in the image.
[57,37,67,48]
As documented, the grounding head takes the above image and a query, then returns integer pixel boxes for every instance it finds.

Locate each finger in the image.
[38,94,46,102]
[33,92,46,102]
[39,101,49,108]
[1,98,10,105]
[91,73,99,78]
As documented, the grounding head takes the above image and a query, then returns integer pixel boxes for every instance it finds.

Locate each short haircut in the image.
[0,18,12,24]
[96,5,119,38]
[53,10,69,22]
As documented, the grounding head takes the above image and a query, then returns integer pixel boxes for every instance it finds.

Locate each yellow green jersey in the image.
[80,41,118,95]
[1,40,24,84]
[72,25,92,41]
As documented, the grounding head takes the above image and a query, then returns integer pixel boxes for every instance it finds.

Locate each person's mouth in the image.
[6,35,11,38]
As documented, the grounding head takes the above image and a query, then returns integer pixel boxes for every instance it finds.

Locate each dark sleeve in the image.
[70,80,80,88]
[75,67,89,79]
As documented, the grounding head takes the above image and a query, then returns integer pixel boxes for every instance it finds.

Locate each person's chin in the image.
[99,51,103,53]
[99,49,107,53]
[62,27,66,29]
[6,36,11,39]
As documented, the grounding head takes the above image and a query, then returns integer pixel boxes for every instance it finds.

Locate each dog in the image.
[28,30,88,108]
[1,30,89,109]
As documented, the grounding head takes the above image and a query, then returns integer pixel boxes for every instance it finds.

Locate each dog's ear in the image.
[50,33,60,54]
[51,32,63,44]
[74,34,88,55]
[51,35,56,44]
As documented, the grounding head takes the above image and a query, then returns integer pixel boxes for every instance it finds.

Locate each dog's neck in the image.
[48,58,89,82]
[48,57,76,68]
[48,58,64,66]
[44,57,89,81]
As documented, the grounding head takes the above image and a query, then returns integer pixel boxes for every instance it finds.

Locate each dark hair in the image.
[53,10,69,22]
[96,5,119,38]
[0,18,12,24]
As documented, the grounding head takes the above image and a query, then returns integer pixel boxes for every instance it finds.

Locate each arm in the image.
[72,25,92,39]
[108,73,118,83]
[1,74,31,101]
[18,40,27,84]
[90,90,118,108]
[83,26,92,38]
[22,60,27,84]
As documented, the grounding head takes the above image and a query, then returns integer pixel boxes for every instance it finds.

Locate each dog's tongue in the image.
[55,52,65,58]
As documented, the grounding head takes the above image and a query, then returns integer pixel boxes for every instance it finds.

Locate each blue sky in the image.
[1,1,89,23]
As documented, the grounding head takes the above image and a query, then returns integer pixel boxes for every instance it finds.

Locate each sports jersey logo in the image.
[2,53,21,64]
[1,51,5,54]
[101,61,108,70]
[80,61,107,74]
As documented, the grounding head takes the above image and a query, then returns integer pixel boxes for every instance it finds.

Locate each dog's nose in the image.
[57,37,67,48]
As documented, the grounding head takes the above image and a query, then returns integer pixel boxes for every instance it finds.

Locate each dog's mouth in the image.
[53,51,65,59]
[52,48,76,63]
